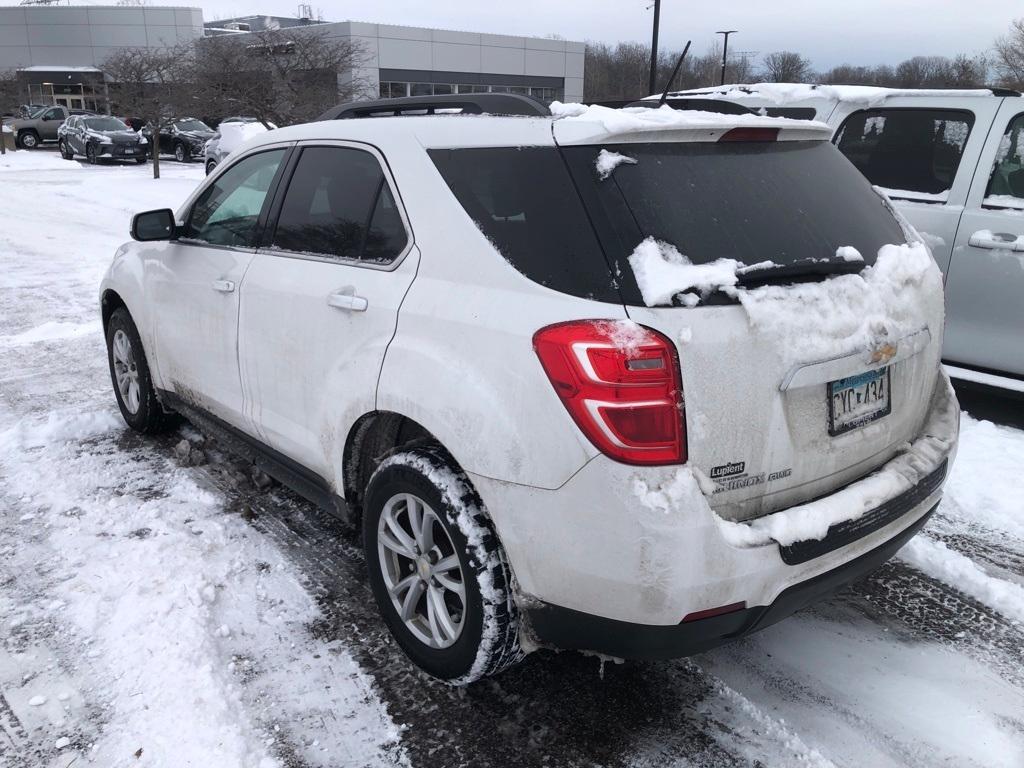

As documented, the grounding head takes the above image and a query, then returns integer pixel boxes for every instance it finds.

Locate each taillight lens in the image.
[718,127,779,142]
[533,320,686,465]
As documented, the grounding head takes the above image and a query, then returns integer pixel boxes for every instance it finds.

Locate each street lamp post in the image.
[648,0,662,95]
[716,29,738,86]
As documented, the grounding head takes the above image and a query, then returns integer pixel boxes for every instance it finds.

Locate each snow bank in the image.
[594,148,637,179]
[628,237,740,307]
[0,149,79,171]
[665,83,993,108]
[900,536,1024,624]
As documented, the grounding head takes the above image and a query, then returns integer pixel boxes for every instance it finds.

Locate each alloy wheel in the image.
[111,329,141,414]
[377,493,467,649]
[21,133,37,149]
[175,144,185,162]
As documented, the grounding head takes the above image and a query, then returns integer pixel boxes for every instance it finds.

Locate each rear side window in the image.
[834,108,974,199]
[984,112,1024,209]
[271,146,407,263]
[561,141,906,289]
[428,147,621,302]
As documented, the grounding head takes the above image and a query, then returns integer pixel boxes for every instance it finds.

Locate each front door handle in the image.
[212,279,235,293]
[327,290,368,312]
[968,230,1024,251]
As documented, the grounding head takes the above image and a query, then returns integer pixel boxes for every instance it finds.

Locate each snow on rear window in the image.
[595,149,637,180]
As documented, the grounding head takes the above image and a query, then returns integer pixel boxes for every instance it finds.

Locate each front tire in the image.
[205,159,216,175]
[86,143,98,164]
[17,131,39,149]
[363,446,523,684]
[105,308,178,434]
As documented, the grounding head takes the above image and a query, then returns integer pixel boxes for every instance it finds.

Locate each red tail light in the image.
[533,320,686,465]
[718,127,779,142]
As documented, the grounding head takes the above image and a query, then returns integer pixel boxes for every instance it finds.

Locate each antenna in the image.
[658,40,692,106]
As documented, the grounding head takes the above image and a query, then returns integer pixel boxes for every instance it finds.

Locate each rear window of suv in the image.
[834,108,974,200]
[431,140,907,307]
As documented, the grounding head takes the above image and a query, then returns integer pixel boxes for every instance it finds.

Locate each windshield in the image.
[85,117,130,132]
[28,106,48,118]
[176,119,211,132]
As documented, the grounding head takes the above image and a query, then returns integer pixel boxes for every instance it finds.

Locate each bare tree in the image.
[993,18,1024,89]
[760,51,813,83]
[820,54,986,88]
[102,44,194,179]
[191,29,367,128]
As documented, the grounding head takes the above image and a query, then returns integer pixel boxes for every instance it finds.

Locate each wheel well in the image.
[101,289,127,331]
[343,411,440,516]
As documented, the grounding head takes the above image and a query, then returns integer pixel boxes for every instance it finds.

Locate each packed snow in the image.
[214,121,273,156]
[627,237,740,307]
[594,148,637,179]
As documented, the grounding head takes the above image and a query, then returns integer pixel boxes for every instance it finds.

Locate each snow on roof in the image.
[659,83,996,108]
[550,102,832,144]
[21,66,103,73]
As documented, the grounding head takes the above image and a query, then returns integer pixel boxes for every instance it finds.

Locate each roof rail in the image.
[317,93,551,121]
[985,86,1022,97]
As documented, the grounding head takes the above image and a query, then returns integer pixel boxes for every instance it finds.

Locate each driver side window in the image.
[182,149,285,247]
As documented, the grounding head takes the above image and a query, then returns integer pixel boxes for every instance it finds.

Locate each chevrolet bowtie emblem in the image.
[869,342,898,365]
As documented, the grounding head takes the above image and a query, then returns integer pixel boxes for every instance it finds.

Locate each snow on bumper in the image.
[469,370,958,627]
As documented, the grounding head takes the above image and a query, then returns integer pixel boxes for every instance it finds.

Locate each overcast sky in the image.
[195,0,1017,70]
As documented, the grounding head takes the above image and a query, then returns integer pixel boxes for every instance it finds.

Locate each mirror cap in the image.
[131,208,175,241]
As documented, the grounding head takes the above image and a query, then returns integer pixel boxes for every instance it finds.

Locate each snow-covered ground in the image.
[1,148,1022,768]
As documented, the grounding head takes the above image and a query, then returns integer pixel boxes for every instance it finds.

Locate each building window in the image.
[432,83,453,95]
[410,83,433,97]
[379,82,409,98]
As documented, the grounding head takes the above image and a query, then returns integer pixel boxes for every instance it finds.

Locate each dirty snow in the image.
[594,148,637,179]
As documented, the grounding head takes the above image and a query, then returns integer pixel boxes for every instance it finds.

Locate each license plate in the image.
[827,368,891,436]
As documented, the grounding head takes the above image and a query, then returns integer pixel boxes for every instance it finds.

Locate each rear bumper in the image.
[471,370,958,644]
[526,503,935,660]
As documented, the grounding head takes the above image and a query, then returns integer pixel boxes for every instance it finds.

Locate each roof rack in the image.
[317,93,551,121]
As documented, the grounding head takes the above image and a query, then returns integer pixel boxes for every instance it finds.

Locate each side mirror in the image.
[131,208,176,241]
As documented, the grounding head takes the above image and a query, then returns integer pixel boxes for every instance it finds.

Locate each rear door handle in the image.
[968,230,1024,251]
[327,290,368,312]
[212,279,235,293]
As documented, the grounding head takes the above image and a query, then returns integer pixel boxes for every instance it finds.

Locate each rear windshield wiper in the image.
[734,258,864,288]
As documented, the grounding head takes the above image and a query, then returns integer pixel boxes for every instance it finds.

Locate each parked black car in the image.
[147,118,216,162]
[58,115,148,164]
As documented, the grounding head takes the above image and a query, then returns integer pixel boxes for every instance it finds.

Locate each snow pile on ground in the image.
[628,237,741,307]
[550,101,832,141]
[0,148,79,171]
[0,409,408,767]
[900,536,1024,624]
[0,318,101,347]
[736,241,942,363]
[594,148,637,179]
[663,83,993,108]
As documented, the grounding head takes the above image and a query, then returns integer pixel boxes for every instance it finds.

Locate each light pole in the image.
[716,30,738,86]
[648,0,661,95]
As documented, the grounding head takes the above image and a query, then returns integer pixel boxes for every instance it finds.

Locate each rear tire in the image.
[174,142,189,162]
[135,157,147,164]
[363,445,524,684]
[59,139,73,160]
[205,159,216,175]
[105,308,178,434]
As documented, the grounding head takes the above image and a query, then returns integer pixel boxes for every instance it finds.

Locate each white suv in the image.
[100,96,959,683]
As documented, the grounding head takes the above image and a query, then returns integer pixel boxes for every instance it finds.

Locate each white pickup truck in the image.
[663,85,1024,394]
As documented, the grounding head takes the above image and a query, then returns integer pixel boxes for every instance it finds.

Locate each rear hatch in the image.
[554,121,944,521]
